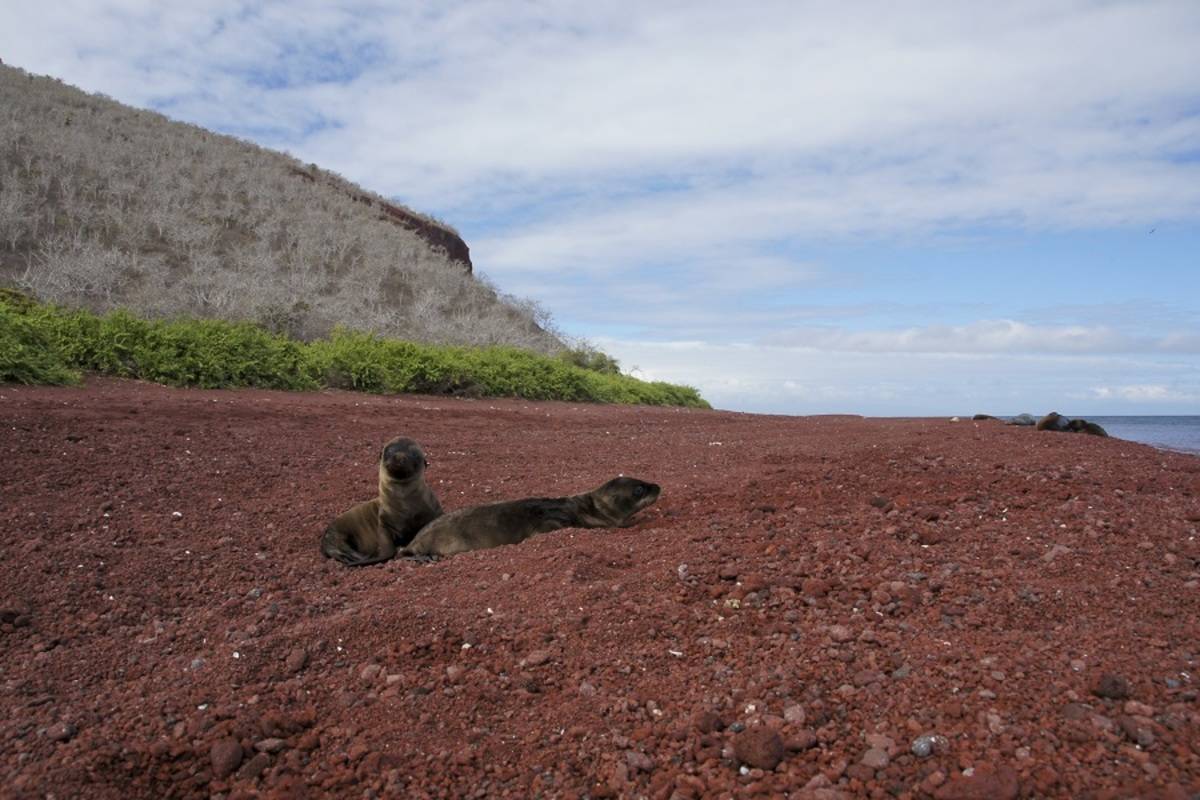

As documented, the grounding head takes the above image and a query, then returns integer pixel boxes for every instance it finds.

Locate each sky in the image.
[3,1,1199,415]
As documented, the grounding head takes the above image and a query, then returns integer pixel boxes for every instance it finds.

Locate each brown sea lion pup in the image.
[321,437,443,566]
[401,476,661,559]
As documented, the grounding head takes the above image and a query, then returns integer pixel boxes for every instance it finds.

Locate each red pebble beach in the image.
[1,378,1198,799]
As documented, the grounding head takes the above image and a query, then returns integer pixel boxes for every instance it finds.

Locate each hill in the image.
[0,64,559,352]
[2,379,1199,798]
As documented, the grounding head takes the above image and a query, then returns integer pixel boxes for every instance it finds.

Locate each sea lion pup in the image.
[401,476,661,559]
[1068,418,1109,437]
[1036,411,1072,432]
[321,437,443,566]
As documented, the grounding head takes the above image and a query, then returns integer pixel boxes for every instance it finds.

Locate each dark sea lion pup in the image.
[321,437,443,566]
[1068,418,1109,437]
[1036,411,1072,432]
[401,476,661,559]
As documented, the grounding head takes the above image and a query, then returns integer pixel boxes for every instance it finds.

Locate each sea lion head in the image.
[379,437,429,482]
[596,476,661,523]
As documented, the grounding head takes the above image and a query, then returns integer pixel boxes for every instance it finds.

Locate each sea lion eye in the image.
[633,485,645,497]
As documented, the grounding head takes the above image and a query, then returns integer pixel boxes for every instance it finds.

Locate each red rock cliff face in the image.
[372,199,472,272]
[290,167,472,272]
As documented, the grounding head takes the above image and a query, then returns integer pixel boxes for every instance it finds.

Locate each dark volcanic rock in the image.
[285,648,308,674]
[1091,673,1132,700]
[45,722,76,742]
[733,727,785,770]
[210,738,244,779]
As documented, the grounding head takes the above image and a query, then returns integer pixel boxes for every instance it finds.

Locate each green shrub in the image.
[122,319,318,390]
[0,301,80,385]
[559,344,622,375]
[306,329,464,394]
[0,295,710,408]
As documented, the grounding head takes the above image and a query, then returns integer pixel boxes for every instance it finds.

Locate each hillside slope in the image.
[2,379,1199,798]
[0,64,560,352]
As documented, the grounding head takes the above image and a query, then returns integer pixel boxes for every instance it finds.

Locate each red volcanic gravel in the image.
[2,378,1200,799]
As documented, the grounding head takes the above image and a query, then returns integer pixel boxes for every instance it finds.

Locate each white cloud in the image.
[3,2,1199,414]
[9,1,1198,226]
[763,319,1200,355]
[602,337,1200,415]
[1090,384,1199,402]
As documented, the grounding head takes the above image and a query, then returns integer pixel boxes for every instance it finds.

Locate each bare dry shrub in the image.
[0,64,563,354]
[19,236,140,307]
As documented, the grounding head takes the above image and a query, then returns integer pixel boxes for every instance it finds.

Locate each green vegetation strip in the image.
[0,293,708,408]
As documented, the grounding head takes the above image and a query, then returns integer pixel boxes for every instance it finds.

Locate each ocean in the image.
[1068,416,1200,455]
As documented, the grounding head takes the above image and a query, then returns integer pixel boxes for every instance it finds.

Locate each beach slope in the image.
[1,379,1197,798]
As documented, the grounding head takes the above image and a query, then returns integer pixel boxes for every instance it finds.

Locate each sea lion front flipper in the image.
[338,538,397,567]
[341,553,394,567]
[398,549,439,563]
[321,523,371,565]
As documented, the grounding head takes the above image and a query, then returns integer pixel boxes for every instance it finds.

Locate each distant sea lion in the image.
[401,476,661,559]
[972,414,999,421]
[1007,414,1037,426]
[1068,418,1109,437]
[321,437,443,566]
[1036,412,1072,432]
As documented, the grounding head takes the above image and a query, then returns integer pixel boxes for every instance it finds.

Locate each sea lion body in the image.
[321,437,443,566]
[1067,418,1109,437]
[1036,412,1072,432]
[1007,413,1037,426]
[1034,412,1108,437]
[402,476,660,559]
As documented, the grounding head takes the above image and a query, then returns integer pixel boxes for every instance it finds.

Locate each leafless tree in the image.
[0,63,563,354]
